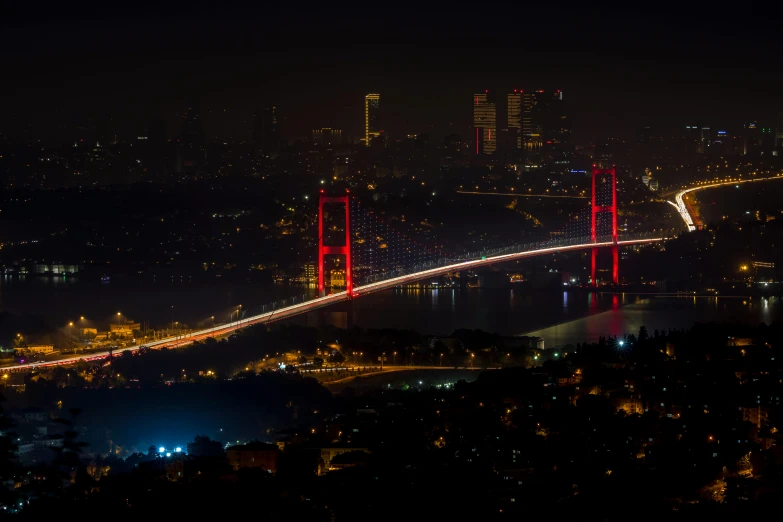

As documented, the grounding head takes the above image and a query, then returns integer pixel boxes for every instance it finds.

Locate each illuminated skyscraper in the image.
[507,91,522,149]
[473,91,496,155]
[743,121,759,156]
[523,90,562,150]
[365,94,380,146]
[521,90,570,164]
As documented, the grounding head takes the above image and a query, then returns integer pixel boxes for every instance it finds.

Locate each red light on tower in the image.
[590,166,619,287]
[318,193,352,297]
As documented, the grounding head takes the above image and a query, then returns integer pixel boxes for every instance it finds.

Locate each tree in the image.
[187,435,224,457]
[328,351,345,365]
[638,326,649,342]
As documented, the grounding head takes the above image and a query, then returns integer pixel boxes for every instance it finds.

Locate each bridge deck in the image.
[1,237,662,373]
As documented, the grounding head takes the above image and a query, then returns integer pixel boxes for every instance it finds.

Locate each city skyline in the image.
[2,4,782,142]
[4,4,783,517]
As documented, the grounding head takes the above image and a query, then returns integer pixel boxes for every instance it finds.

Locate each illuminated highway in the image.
[670,174,783,232]
[0,237,662,374]
[457,190,588,199]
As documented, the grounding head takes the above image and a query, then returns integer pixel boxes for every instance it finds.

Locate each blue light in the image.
[159,446,165,453]
[175,447,182,452]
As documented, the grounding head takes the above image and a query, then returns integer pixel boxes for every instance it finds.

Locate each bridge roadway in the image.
[0,237,662,374]
[668,174,783,232]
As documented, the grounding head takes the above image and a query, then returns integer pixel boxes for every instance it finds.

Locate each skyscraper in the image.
[743,121,759,156]
[522,90,567,152]
[507,91,522,149]
[699,126,711,154]
[473,91,496,155]
[365,94,380,146]
[313,128,342,146]
[181,101,205,174]
[253,106,281,157]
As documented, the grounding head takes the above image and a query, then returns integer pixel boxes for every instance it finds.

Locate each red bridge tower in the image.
[318,191,352,296]
[591,165,618,286]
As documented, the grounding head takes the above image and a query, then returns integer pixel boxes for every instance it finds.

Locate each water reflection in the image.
[3,278,783,349]
[526,295,783,348]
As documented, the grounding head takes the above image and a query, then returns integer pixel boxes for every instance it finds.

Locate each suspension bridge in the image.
[2,166,664,373]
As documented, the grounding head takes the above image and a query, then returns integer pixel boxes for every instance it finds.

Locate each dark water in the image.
[352,289,783,346]
[2,276,781,347]
[0,275,316,332]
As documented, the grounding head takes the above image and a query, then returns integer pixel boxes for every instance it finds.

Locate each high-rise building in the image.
[313,128,342,146]
[520,90,570,164]
[144,119,167,181]
[365,94,381,146]
[252,106,281,157]
[473,91,496,155]
[522,91,567,151]
[700,126,711,153]
[181,101,205,173]
[743,121,760,156]
[507,91,522,149]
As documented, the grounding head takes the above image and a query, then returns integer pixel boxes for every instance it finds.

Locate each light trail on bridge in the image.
[670,174,783,232]
[457,190,588,199]
[1,237,663,374]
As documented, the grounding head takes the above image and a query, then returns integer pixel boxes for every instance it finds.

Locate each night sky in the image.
[2,2,781,143]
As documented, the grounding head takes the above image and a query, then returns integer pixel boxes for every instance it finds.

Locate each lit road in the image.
[670,174,783,232]
[457,190,588,199]
[0,237,662,374]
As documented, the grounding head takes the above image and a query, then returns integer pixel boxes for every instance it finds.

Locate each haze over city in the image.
[2,3,783,519]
